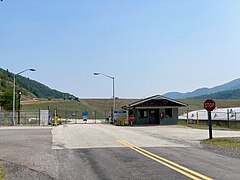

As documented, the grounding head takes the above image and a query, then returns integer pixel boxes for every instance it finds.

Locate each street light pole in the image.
[13,74,16,125]
[93,72,115,119]
[12,68,36,125]
[113,77,115,112]
[18,90,21,125]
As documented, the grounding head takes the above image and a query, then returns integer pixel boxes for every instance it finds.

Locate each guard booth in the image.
[122,95,187,125]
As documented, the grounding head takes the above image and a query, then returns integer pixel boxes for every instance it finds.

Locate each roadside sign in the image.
[129,115,135,122]
[114,110,127,121]
[204,99,216,112]
[82,111,88,120]
[204,99,215,139]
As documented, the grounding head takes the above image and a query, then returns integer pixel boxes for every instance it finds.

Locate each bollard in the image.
[121,117,124,126]
[196,112,199,128]
[54,110,57,126]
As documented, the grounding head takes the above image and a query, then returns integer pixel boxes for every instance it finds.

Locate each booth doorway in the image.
[149,109,160,124]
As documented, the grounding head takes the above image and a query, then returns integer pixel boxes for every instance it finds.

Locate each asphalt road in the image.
[0,125,240,180]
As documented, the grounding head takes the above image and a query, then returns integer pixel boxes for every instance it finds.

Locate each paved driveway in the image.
[0,125,240,180]
[52,124,240,149]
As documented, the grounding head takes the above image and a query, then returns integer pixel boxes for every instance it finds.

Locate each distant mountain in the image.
[0,68,77,99]
[193,88,240,99]
[164,78,240,99]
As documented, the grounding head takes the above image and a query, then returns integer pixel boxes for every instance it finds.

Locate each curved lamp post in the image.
[93,72,115,119]
[13,68,36,125]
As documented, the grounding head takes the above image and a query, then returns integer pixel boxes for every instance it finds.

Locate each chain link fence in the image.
[55,110,112,124]
[0,110,40,126]
[55,110,111,120]
[0,109,112,126]
[179,109,240,129]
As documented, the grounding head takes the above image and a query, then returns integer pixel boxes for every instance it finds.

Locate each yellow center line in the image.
[117,140,200,180]
[117,140,213,180]
[120,140,213,180]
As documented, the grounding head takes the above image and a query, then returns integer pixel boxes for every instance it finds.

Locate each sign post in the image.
[82,111,88,123]
[129,115,135,126]
[204,99,216,139]
[72,112,76,124]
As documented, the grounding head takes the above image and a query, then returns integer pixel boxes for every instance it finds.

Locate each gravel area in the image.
[1,160,54,180]
[0,128,58,180]
[201,144,240,159]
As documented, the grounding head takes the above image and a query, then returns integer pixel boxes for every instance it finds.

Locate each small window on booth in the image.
[165,108,172,118]
[140,110,148,118]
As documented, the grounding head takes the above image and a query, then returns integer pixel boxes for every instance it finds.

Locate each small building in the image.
[122,95,187,125]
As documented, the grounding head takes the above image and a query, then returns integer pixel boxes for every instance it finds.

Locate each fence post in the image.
[39,108,41,126]
[186,110,189,127]
[227,109,230,128]
[95,110,97,123]
[48,106,51,125]
[196,112,199,128]
[235,112,237,129]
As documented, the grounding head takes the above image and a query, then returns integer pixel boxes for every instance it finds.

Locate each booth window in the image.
[140,110,148,118]
[165,108,172,118]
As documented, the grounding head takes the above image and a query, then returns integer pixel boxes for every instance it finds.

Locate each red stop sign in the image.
[129,115,135,122]
[204,99,216,111]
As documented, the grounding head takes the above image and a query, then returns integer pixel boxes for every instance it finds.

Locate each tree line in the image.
[0,68,78,110]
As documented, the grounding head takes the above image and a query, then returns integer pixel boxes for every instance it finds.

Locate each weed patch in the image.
[201,137,240,148]
[0,163,6,180]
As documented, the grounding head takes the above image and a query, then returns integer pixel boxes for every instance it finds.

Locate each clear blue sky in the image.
[1,0,240,98]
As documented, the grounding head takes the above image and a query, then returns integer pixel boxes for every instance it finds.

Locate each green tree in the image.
[0,80,7,88]
[0,91,13,111]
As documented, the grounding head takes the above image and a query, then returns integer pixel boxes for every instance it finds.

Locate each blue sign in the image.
[82,111,88,120]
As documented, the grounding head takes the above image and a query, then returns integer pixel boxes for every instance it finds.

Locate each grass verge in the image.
[0,163,6,180]
[201,137,240,148]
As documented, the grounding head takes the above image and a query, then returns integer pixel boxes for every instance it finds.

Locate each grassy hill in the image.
[80,98,137,112]
[22,99,95,118]
[22,98,240,117]
[22,98,137,119]
[0,68,76,100]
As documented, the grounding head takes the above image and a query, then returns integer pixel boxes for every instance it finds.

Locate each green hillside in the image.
[22,99,99,118]
[22,98,137,119]
[22,98,240,117]
[164,78,240,99]
[0,68,77,99]
[192,88,240,100]
[80,98,137,113]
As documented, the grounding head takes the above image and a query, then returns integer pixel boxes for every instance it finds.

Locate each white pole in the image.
[12,68,35,126]
[113,77,115,111]
[93,72,116,122]
[12,74,16,126]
